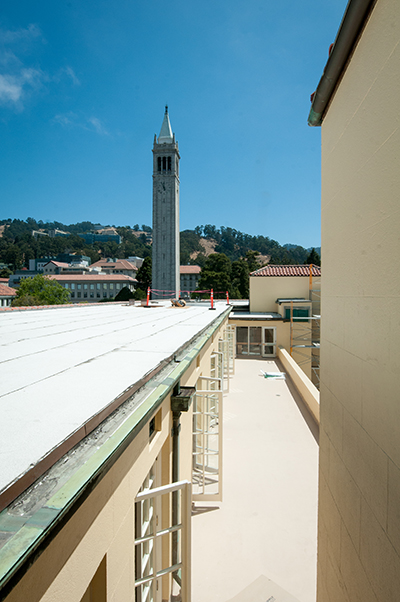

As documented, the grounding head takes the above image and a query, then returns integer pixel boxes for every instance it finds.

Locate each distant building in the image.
[127,256,144,269]
[152,106,180,299]
[29,255,92,272]
[0,283,17,307]
[180,265,201,297]
[42,261,70,274]
[31,230,49,239]
[9,270,39,287]
[49,274,136,302]
[90,258,138,278]
[48,229,70,238]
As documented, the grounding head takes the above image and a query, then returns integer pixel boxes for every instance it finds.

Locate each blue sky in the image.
[0,0,346,248]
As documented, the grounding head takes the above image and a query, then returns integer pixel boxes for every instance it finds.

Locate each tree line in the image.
[0,218,320,281]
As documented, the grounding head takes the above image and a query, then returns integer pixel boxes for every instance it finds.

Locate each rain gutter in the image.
[308,0,377,127]
[0,306,231,600]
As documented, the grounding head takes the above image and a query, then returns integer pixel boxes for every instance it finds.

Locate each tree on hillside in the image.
[305,248,321,266]
[0,267,12,278]
[4,244,23,270]
[114,286,134,302]
[180,230,201,264]
[231,259,249,299]
[197,253,232,298]
[244,250,261,274]
[136,256,152,292]
[12,275,70,306]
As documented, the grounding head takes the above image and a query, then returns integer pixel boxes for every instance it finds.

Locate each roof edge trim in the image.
[308,0,377,127]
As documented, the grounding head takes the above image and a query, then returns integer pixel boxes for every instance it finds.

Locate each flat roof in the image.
[0,302,228,505]
[230,311,282,320]
[276,298,311,304]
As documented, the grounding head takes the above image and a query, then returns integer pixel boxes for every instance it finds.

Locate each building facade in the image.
[309,0,400,600]
[90,259,138,278]
[49,274,136,301]
[180,265,201,297]
[152,107,180,300]
[230,265,321,384]
[0,284,16,307]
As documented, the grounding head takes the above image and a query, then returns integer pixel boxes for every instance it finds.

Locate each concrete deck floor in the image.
[192,358,319,602]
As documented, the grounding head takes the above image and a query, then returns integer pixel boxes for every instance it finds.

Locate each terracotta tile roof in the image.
[90,259,137,271]
[180,265,201,274]
[0,278,9,283]
[0,284,17,296]
[251,265,321,277]
[44,261,70,268]
[48,274,136,282]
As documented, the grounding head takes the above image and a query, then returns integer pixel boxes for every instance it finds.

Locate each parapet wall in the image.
[277,346,320,424]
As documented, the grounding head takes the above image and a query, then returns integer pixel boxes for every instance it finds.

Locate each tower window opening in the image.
[168,156,172,171]
[162,157,167,171]
[157,157,161,172]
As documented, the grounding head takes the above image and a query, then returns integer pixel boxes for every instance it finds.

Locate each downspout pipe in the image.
[171,384,182,587]
[308,0,377,127]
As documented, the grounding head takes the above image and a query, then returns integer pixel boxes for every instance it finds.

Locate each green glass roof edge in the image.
[0,306,231,593]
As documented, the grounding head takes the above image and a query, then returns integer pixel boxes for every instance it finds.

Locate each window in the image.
[84,292,87,298]
[103,291,107,298]
[149,408,161,439]
[64,283,69,289]
[103,283,107,289]
[71,292,75,298]
[109,283,114,290]
[157,157,161,172]
[71,283,75,290]
[97,292,100,298]
[77,292,81,298]
[90,292,94,298]
[77,284,81,290]
[84,284,88,290]
[236,326,276,357]
[168,156,171,171]
[97,283,101,290]
[284,307,310,322]
[90,284,94,290]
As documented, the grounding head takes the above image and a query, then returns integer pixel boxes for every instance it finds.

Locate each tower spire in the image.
[158,106,173,144]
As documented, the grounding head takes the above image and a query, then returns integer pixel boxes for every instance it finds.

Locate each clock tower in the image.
[152,106,180,300]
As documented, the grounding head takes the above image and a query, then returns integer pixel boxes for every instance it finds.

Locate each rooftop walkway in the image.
[192,358,319,602]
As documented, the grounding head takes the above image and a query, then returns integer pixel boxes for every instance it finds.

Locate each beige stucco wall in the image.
[249,276,312,313]
[318,1,400,600]
[4,317,229,602]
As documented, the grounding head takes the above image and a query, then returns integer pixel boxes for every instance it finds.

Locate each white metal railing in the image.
[135,480,192,602]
